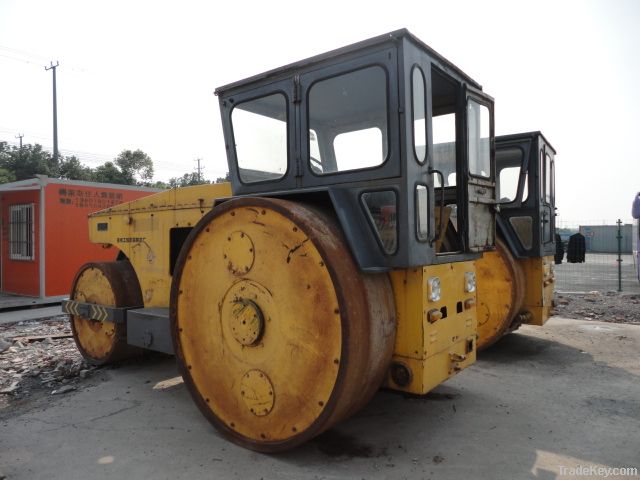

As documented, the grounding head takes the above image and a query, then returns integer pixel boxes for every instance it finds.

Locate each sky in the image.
[0,0,638,221]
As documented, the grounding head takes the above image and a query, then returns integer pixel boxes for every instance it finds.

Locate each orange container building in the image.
[0,175,159,301]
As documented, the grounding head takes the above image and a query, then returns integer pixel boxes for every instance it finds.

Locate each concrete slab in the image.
[1,317,639,480]
[0,293,63,311]
[0,306,64,326]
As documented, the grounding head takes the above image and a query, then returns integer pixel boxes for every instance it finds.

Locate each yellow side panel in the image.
[386,261,477,395]
[86,183,232,307]
[520,255,555,326]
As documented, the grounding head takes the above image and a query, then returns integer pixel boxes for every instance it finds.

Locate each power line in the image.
[0,46,86,72]
[0,128,51,142]
[0,45,54,69]
[1,139,116,165]
[0,45,50,62]
[0,52,44,67]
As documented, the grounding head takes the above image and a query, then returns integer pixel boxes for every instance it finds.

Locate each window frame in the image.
[297,47,401,188]
[306,63,391,177]
[230,90,291,186]
[544,151,554,205]
[466,98,492,180]
[495,145,528,206]
[9,203,35,261]
[411,64,427,165]
[359,188,400,255]
[415,183,430,242]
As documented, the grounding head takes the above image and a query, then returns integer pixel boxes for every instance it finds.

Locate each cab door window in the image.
[467,100,491,178]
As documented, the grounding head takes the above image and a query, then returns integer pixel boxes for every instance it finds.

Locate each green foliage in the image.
[0,141,219,191]
[0,143,158,186]
[150,180,170,189]
[0,143,57,181]
[168,172,210,188]
[215,172,231,183]
[93,161,128,184]
[0,167,15,183]
[115,149,154,184]
[58,156,94,181]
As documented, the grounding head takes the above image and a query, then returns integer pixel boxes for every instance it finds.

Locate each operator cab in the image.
[495,131,557,258]
[215,29,496,271]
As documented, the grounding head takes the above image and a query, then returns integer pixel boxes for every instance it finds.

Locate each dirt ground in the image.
[1,291,639,416]
[0,316,97,411]
[1,300,639,480]
[1,316,639,480]
[553,292,640,325]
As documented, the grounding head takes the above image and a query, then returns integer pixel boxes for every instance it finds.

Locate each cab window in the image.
[496,147,528,203]
[308,66,388,174]
[431,68,458,187]
[232,93,288,183]
[544,153,554,204]
[412,66,427,163]
[467,100,490,178]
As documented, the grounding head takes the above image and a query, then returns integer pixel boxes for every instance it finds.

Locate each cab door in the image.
[464,87,496,251]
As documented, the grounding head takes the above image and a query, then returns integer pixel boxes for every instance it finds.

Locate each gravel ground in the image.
[0,316,99,413]
[553,291,640,325]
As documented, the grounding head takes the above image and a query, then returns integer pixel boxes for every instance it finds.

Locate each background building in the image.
[1,175,159,300]
[578,224,632,253]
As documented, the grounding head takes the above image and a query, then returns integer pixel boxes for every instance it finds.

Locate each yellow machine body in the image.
[89,183,232,307]
[520,255,555,326]
[386,263,477,395]
[475,238,555,349]
[87,184,476,396]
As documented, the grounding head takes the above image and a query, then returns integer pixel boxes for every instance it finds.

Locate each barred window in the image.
[9,204,35,261]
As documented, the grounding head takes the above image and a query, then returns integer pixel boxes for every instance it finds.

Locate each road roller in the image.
[475,132,557,349]
[63,29,497,452]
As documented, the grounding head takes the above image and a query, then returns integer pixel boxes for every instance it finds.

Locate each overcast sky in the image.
[0,0,638,221]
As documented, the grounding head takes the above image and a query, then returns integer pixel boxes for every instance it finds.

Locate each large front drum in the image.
[170,197,396,452]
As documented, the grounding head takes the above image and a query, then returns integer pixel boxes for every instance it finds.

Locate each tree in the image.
[0,167,15,184]
[0,143,56,181]
[58,156,94,181]
[115,149,154,184]
[150,180,170,189]
[93,161,127,184]
[215,172,231,183]
[168,172,211,188]
[0,142,161,186]
[0,142,11,184]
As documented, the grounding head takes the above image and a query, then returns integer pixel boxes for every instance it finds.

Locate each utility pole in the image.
[195,158,204,183]
[45,61,59,164]
[15,133,24,162]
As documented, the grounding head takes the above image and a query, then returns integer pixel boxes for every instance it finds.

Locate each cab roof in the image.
[214,29,482,96]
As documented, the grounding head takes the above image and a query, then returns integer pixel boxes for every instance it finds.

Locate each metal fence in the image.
[554,218,640,294]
